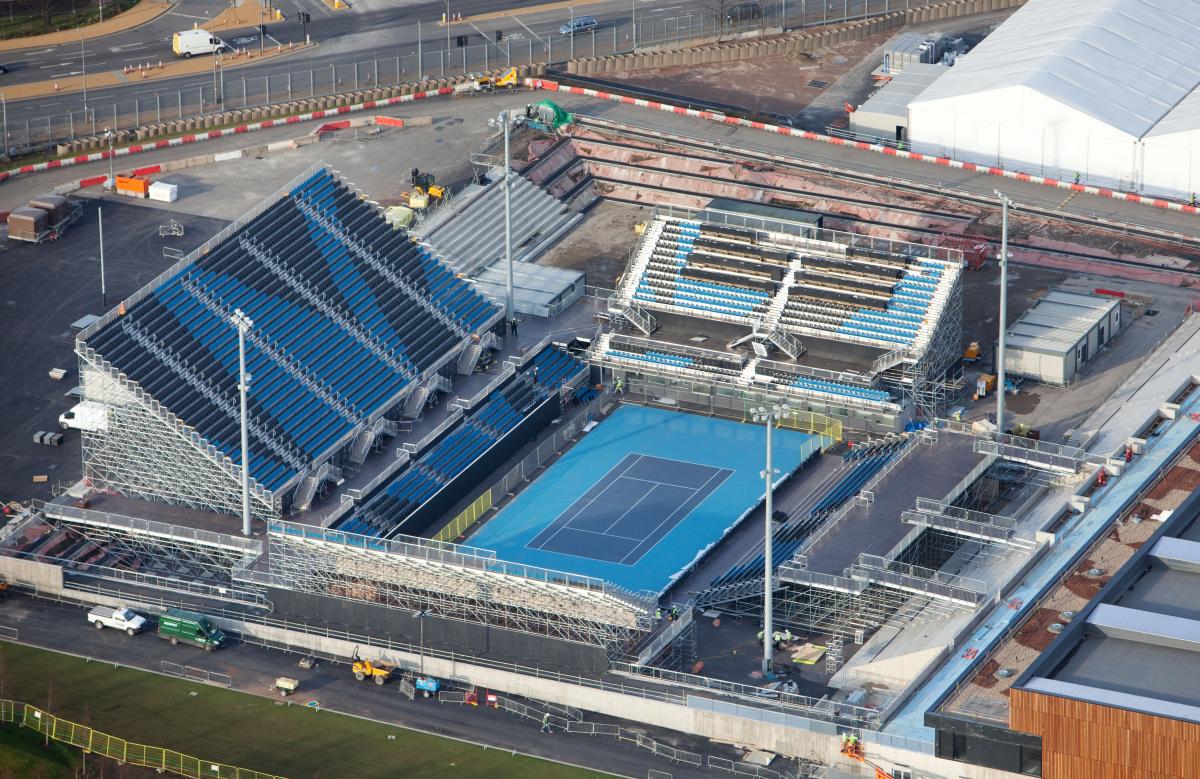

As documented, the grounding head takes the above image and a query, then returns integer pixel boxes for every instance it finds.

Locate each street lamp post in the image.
[752,403,789,676]
[231,309,255,537]
[413,609,428,675]
[104,127,114,189]
[993,190,1014,438]
[445,0,451,55]
[98,207,106,308]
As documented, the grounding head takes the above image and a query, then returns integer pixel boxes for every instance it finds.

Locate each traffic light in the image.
[456,34,468,47]
[300,11,311,23]
[495,29,503,43]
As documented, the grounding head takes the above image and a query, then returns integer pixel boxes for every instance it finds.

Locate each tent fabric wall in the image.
[909,87,1139,187]
[906,0,1200,199]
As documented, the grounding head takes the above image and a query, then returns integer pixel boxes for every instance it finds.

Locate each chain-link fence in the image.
[5,699,284,779]
[4,0,935,154]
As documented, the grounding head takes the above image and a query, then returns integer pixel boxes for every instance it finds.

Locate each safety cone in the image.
[53,82,60,91]
[158,59,163,69]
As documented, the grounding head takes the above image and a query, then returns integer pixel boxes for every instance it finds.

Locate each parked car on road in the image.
[87,606,148,636]
[172,29,230,58]
[158,608,226,652]
[560,16,599,35]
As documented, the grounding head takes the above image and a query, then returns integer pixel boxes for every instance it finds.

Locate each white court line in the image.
[618,466,733,565]
[601,480,670,535]
[166,10,209,19]
[535,454,645,548]
[556,526,642,543]
[619,474,700,490]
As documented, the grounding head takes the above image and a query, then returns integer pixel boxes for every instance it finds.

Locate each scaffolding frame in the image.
[77,360,280,523]
[72,164,494,523]
[8,505,268,606]
[881,266,965,421]
[263,522,654,657]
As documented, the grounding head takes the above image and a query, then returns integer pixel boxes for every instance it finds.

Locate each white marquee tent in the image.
[907,0,1200,198]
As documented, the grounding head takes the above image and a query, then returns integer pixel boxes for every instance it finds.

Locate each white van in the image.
[58,401,109,433]
[172,29,230,58]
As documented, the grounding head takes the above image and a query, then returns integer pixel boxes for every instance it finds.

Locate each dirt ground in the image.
[607,10,1018,130]
[537,199,649,287]
[609,33,885,120]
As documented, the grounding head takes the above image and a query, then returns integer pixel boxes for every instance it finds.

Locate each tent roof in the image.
[910,0,1200,139]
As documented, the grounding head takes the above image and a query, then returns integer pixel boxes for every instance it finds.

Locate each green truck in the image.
[157,609,227,652]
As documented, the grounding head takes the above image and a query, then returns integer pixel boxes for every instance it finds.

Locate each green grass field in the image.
[0,724,81,778]
[0,643,602,779]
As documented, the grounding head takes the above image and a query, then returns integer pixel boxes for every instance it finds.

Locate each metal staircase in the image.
[293,461,343,511]
[766,327,805,360]
[608,297,658,335]
[457,342,483,375]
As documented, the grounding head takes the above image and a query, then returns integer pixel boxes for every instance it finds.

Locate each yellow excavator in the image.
[407,169,446,210]
[350,646,394,686]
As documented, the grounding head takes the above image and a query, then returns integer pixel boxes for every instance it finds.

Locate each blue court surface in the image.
[467,405,817,594]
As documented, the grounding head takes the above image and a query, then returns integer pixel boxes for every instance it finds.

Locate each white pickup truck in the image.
[87,606,148,636]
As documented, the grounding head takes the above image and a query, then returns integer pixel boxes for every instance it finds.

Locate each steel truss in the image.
[77,359,280,523]
[881,267,964,421]
[264,523,654,657]
[13,506,267,605]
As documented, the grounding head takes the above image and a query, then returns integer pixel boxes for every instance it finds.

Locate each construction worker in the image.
[541,712,552,733]
[756,628,765,641]
[615,376,624,395]
[772,631,782,648]
[784,629,794,644]
[655,607,663,621]
[670,606,679,621]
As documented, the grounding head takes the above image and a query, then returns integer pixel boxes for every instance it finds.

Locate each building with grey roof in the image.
[1000,289,1120,385]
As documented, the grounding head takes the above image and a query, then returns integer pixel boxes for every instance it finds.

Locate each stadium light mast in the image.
[231,308,255,537]
[752,403,789,676]
[489,110,516,331]
[993,190,1014,439]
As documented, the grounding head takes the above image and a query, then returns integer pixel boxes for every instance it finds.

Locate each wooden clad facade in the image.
[1011,688,1200,778]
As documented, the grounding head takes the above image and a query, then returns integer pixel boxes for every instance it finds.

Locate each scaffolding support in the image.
[264,522,654,657]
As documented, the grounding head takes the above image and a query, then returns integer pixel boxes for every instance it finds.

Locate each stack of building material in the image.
[148,182,178,203]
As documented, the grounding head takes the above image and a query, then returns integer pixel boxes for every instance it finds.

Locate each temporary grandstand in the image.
[337,346,589,538]
[598,205,964,429]
[75,166,502,522]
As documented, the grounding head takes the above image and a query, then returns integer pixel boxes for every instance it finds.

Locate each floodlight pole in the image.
[500,109,514,328]
[232,309,254,537]
[755,404,786,675]
[994,190,1013,439]
[763,410,775,675]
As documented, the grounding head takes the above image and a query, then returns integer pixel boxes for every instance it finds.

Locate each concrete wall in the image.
[0,557,62,591]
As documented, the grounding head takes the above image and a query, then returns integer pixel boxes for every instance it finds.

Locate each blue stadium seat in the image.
[339,371,555,537]
[83,168,501,497]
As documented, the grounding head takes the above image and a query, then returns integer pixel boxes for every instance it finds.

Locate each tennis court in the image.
[467,405,818,594]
